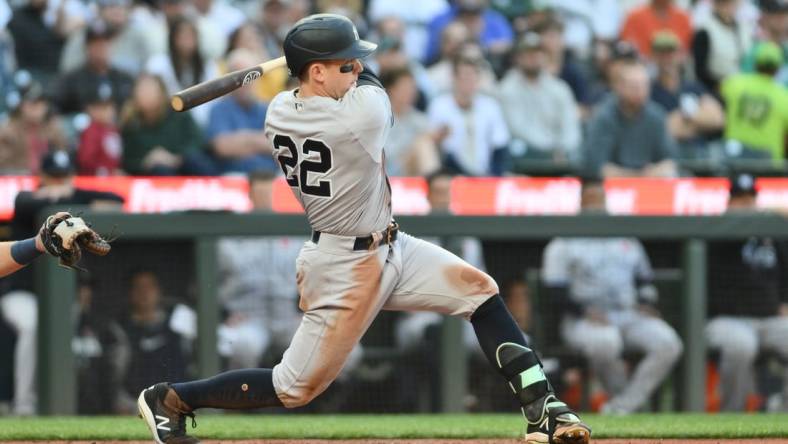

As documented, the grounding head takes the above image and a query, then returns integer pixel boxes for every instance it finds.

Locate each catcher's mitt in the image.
[39,212,112,270]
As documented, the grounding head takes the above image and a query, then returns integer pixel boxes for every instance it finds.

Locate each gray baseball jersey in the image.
[262,83,498,409]
[264,85,393,237]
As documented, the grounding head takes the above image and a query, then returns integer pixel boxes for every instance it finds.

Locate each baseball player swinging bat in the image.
[170,56,287,112]
[139,13,591,444]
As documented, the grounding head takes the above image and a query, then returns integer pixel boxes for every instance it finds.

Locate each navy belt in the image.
[311,222,399,251]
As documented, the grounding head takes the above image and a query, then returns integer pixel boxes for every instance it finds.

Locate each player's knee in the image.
[720,337,758,363]
[273,365,332,408]
[279,384,323,408]
[583,332,622,362]
[0,291,38,332]
[663,333,683,363]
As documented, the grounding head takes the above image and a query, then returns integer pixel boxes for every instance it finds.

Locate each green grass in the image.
[0,413,787,440]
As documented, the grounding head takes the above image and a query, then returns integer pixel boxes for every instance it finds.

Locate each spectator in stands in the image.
[707,173,788,411]
[136,0,224,62]
[189,0,245,40]
[0,71,67,175]
[426,30,498,95]
[535,17,591,112]
[371,16,436,101]
[692,0,753,94]
[0,0,14,109]
[77,82,123,176]
[586,39,640,106]
[1,150,122,415]
[117,269,193,411]
[381,67,441,176]
[550,0,622,60]
[59,0,152,76]
[542,180,683,414]
[7,0,65,84]
[316,0,368,36]
[428,56,510,176]
[145,17,220,127]
[721,42,788,162]
[619,0,693,59]
[256,0,308,59]
[54,20,134,114]
[120,73,204,175]
[585,62,679,178]
[425,0,513,65]
[650,31,725,158]
[742,0,788,87]
[191,49,276,176]
[498,33,581,163]
[74,272,128,414]
[367,0,448,62]
[224,22,287,102]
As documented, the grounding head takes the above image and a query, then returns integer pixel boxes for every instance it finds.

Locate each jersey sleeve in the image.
[338,85,392,163]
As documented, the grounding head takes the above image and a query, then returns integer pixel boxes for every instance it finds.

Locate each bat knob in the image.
[171,96,185,112]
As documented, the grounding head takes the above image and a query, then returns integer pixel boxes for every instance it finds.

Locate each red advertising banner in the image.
[450,177,582,215]
[6,175,787,221]
[604,178,730,215]
[755,178,788,210]
[0,176,252,221]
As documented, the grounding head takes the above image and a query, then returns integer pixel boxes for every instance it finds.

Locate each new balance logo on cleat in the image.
[137,382,199,444]
[155,415,171,432]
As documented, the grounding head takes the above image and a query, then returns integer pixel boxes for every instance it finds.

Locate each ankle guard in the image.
[495,343,553,421]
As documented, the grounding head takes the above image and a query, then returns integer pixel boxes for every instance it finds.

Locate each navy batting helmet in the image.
[283,14,377,78]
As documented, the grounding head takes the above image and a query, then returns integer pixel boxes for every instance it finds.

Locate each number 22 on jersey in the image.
[274,134,334,198]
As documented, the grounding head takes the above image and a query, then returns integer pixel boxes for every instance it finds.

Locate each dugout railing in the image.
[33,209,788,415]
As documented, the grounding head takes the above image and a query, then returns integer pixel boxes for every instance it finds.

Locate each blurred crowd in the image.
[0,0,785,180]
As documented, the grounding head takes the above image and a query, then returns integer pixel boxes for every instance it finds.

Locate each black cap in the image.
[730,173,757,197]
[760,0,788,13]
[283,14,377,77]
[40,150,76,177]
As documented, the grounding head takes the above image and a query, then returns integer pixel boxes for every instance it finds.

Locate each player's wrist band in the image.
[11,238,42,265]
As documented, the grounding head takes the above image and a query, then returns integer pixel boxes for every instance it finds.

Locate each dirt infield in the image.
[3,440,788,444]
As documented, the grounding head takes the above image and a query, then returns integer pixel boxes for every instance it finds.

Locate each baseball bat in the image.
[170,56,287,112]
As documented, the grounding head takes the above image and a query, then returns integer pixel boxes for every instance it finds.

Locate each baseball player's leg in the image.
[138,241,397,442]
[384,233,589,444]
[755,315,788,409]
[0,291,37,415]
[607,313,682,413]
[272,241,397,407]
[706,316,757,411]
[562,317,627,397]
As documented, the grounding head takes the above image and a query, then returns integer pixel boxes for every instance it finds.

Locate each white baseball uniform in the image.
[264,82,498,408]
